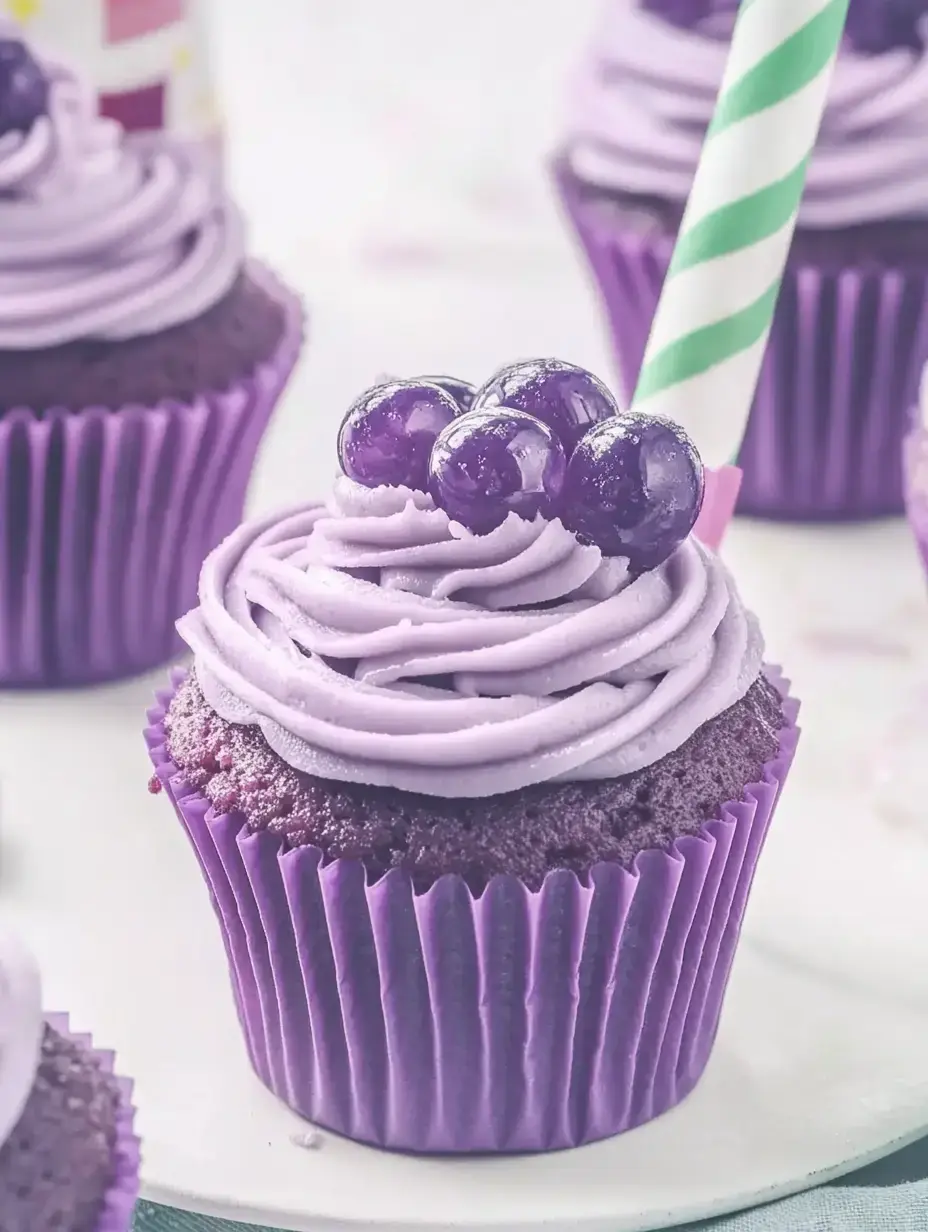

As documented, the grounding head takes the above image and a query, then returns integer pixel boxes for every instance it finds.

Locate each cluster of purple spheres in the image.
[0,38,48,139]
[337,358,705,574]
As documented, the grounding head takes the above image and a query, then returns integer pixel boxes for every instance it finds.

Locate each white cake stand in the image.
[2,507,928,1232]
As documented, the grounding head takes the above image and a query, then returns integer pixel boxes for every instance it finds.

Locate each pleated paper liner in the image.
[0,262,304,688]
[145,667,799,1155]
[45,1013,141,1232]
[904,416,928,579]
[553,156,928,522]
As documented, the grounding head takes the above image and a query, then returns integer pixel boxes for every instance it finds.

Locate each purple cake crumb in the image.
[0,270,287,415]
[0,1024,120,1232]
[163,671,784,894]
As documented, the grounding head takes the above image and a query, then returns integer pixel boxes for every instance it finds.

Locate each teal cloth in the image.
[131,1134,928,1231]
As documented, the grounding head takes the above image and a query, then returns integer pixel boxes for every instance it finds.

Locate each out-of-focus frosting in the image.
[0,931,43,1151]
[178,476,764,798]
[566,2,928,227]
[0,30,244,349]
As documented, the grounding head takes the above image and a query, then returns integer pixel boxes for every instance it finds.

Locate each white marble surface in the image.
[5,2,928,1229]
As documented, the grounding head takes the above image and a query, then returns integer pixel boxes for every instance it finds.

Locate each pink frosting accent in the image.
[693,466,742,551]
[567,2,928,227]
[0,40,244,349]
[177,477,764,798]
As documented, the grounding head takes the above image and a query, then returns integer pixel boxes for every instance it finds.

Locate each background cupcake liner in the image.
[0,262,304,688]
[903,418,928,577]
[46,1012,141,1232]
[554,158,928,522]
[144,667,800,1154]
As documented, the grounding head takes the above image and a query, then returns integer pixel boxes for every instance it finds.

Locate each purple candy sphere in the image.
[428,407,567,535]
[0,39,48,138]
[472,358,619,457]
[338,380,459,492]
[561,413,704,572]
[420,376,477,413]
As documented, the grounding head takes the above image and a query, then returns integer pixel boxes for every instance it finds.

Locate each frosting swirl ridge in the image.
[0,47,244,348]
[178,477,764,798]
[566,3,928,227]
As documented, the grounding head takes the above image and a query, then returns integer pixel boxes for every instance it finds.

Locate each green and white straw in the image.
[632,0,851,471]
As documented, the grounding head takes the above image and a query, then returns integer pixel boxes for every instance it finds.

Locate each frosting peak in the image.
[0,931,42,1152]
[0,33,244,349]
[178,478,763,798]
[567,1,928,228]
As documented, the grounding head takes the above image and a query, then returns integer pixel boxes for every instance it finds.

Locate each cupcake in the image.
[555,0,928,521]
[145,360,799,1153]
[0,929,140,1230]
[0,23,303,687]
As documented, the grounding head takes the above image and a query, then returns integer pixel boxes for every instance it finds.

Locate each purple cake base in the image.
[47,1014,140,1232]
[554,157,928,522]
[0,262,304,688]
[145,669,799,1154]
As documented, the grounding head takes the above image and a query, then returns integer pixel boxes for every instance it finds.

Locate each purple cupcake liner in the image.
[45,1012,141,1232]
[903,415,928,576]
[144,667,799,1154]
[554,157,928,522]
[0,262,304,689]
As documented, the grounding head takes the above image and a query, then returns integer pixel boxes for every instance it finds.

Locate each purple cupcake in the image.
[555,0,928,521]
[0,24,304,687]
[145,363,800,1153]
[0,930,140,1231]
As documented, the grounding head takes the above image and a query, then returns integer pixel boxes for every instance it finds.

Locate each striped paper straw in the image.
[632,0,850,485]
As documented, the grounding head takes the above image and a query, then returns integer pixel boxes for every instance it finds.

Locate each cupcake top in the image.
[0,23,244,350]
[177,360,765,799]
[566,0,928,228]
[0,930,43,1152]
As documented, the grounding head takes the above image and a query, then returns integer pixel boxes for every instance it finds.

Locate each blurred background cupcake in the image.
[0,0,223,164]
[0,928,140,1230]
[904,364,928,576]
[0,19,303,688]
[145,363,799,1154]
[555,0,928,522]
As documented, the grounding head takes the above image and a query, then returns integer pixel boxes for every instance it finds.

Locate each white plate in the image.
[2,514,928,1232]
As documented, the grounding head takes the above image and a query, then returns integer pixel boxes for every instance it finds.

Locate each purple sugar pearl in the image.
[420,376,477,413]
[472,359,619,457]
[562,412,704,572]
[0,39,49,139]
[428,407,567,535]
[338,380,459,492]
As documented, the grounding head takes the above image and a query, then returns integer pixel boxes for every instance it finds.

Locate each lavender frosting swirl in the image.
[566,2,928,227]
[0,42,244,349]
[177,477,764,798]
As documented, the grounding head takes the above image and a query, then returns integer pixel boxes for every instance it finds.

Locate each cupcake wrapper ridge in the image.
[554,157,928,522]
[0,262,304,688]
[45,1013,141,1232]
[144,667,800,1154]
[904,418,928,576]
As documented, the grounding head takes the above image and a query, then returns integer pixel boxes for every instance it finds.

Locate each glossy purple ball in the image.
[472,358,619,457]
[0,40,49,139]
[420,376,477,413]
[338,380,459,492]
[561,413,704,572]
[428,407,567,535]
